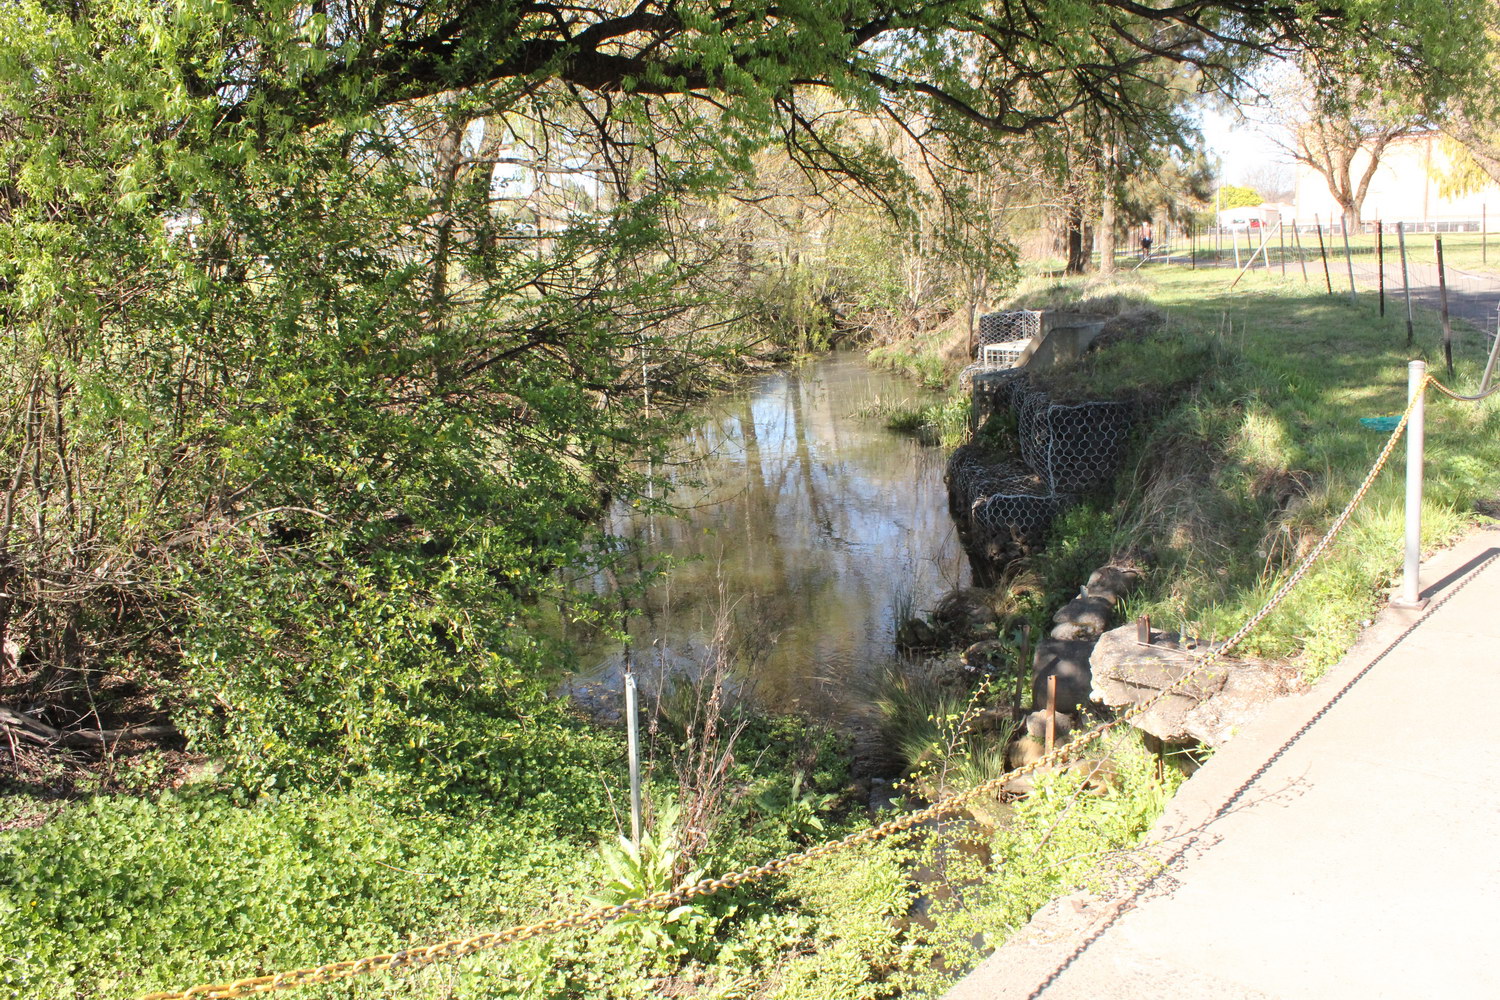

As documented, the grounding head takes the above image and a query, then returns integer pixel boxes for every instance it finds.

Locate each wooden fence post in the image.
[1399,222,1414,346]
[1378,221,1385,316]
[1315,219,1333,294]
[1436,235,1454,377]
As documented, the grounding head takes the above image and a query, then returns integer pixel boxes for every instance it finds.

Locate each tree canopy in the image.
[1,0,1491,786]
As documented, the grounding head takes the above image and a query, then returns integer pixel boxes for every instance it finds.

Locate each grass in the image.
[1017,265,1500,674]
[1173,229,1500,278]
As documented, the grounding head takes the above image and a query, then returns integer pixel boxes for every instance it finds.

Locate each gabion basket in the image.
[949,375,1134,567]
[977,310,1042,351]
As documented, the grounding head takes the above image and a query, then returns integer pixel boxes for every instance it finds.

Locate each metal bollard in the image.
[625,671,643,843]
[1393,360,1428,609]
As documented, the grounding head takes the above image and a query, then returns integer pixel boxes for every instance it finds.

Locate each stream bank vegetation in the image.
[1001,267,1500,669]
[4,2,1497,998]
[893,264,1500,667]
[874,265,1500,878]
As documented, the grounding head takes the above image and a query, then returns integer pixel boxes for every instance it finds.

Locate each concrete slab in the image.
[943,526,1500,1000]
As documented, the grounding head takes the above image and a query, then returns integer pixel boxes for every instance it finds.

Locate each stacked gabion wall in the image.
[948,375,1133,578]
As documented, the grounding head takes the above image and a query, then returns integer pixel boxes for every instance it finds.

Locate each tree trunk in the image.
[1098,139,1117,274]
[1341,203,1360,235]
[428,111,464,329]
[1099,190,1117,274]
[1064,188,1092,275]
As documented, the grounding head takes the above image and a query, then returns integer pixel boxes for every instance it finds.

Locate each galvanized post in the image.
[625,671,643,844]
[1485,204,1488,264]
[1393,360,1427,610]
[1279,222,1286,277]
[1293,220,1309,283]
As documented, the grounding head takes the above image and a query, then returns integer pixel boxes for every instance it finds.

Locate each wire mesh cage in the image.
[977,310,1042,350]
[1016,389,1133,493]
[958,311,1042,393]
[949,376,1135,566]
[970,369,1026,421]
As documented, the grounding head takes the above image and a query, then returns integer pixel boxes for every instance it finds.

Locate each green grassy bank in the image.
[981,264,1500,669]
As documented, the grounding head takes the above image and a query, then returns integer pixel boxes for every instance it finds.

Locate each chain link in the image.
[141,379,1432,1000]
[1426,373,1500,402]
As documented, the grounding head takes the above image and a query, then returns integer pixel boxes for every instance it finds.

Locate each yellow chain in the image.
[141,378,1430,1000]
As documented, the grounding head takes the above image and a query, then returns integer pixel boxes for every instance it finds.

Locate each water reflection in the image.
[569,354,969,725]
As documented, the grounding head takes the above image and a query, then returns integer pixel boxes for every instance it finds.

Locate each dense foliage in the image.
[1,0,1486,785]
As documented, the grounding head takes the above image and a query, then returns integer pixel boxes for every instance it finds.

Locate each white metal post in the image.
[625,671,643,843]
[1395,360,1427,609]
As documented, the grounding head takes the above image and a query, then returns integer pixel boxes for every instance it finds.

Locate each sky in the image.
[1197,105,1293,186]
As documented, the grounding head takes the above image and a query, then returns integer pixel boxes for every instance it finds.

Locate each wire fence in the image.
[140,371,1481,1000]
[1158,225,1500,346]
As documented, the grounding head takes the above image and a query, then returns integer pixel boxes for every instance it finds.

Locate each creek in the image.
[566,353,968,726]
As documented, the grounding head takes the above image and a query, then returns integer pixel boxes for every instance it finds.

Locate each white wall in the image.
[1292,132,1500,225]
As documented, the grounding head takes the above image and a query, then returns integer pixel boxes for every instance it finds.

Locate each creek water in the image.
[566,353,969,726]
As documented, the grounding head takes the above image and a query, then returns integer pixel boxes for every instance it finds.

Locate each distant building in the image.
[1291,132,1500,228]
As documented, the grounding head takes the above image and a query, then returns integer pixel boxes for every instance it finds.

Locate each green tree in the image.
[0,0,1489,787]
[1220,184,1266,209]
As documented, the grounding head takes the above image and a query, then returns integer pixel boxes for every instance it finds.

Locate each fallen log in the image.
[0,706,177,747]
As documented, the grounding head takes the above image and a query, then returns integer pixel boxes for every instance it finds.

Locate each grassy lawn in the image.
[1004,265,1500,672]
[1175,229,1500,278]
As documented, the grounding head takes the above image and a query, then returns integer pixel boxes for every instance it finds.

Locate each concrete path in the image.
[942,523,1500,1000]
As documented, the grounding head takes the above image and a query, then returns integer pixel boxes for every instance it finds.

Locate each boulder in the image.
[970,704,1023,735]
[1007,735,1045,771]
[1088,622,1301,746]
[1050,621,1095,641]
[1032,639,1094,714]
[1056,599,1116,629]
[934,587,997,626]
[1052,595,1114,636]
[1024,710,1074,742]
[1084,565,1142,605]
[896,616,938,651]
